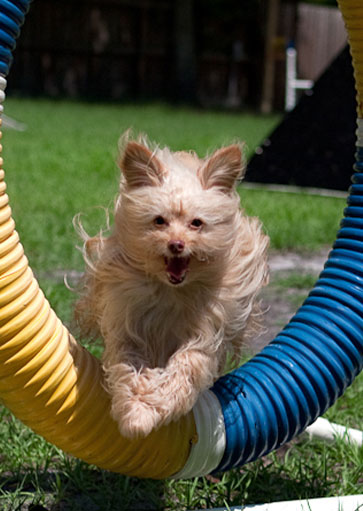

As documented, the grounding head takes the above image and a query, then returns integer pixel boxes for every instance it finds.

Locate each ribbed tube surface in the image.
[0,0,29,75]
[212,218,363,470]
[339,0,363,118]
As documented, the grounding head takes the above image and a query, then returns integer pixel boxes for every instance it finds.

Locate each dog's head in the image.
[115,135,246,287]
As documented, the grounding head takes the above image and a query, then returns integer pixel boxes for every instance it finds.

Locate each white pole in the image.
[195,494,363,511]
[303,417,363,446]
[285,46,297,111]
[285,45,314,111]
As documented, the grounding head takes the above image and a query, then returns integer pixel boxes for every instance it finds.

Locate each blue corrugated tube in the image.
[0,0,30,76]
[0,0,362,476]
[212,161,363,472]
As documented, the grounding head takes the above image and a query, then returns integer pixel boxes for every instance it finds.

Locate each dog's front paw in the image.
[112,397,162,439]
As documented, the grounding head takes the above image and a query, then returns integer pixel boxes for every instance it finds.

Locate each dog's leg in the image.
[127,349,219,431]
[159,348,218,422]
[105,349,219,438]
[104,361,165,439]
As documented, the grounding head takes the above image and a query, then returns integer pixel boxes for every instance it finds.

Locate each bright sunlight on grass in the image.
[4,98,281,273]
[0,98,361,511]
[3,97,345,273]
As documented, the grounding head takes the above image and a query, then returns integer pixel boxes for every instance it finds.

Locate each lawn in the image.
[3,98,345,272]
[0,98,361,510]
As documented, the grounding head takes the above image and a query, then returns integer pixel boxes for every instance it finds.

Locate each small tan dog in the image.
[75,133,269,439]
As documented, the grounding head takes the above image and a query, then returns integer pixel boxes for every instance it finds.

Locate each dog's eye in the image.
[154,216,166,226]
[190,218,203,229]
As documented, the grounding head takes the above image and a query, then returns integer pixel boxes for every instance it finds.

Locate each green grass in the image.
[0,374,361,510]
[240,188,346,252]
[3,97,281,273]
[0,98,361,510]
[273,273,318,290]
[2,97,346,273]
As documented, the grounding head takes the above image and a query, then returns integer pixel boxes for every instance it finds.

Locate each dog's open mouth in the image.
[164,256,190,285]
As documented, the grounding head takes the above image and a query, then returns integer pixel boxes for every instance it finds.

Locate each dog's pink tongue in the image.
[167,257,189,283]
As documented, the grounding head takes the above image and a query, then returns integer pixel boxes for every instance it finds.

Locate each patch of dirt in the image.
[268,249,330,274]
[246,249,329,353]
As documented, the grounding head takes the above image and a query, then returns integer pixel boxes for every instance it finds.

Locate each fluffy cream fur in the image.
[74,133,269,439]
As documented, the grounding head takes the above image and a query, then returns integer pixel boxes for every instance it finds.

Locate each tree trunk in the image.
[173,0,197,102]
[261,0,280,113]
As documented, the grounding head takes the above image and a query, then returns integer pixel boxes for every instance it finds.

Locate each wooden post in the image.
[261,0,280,113]
[173,0,197,102]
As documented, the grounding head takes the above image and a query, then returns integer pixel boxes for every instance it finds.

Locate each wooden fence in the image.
[297,2,347,81]
[6,0,349,110]
[8,0,264,107]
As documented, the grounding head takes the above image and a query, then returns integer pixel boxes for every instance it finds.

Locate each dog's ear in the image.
[120,141,164,188]
[198,144,245,192]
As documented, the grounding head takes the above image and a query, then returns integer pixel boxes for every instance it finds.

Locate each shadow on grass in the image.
[0,444,342,511]
[0,462,164,511]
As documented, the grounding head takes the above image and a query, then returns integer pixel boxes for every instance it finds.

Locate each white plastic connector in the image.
[172,389,226,479]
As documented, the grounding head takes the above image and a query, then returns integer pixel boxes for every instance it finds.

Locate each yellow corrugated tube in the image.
[338,0,363,118]
[0,118,196,479]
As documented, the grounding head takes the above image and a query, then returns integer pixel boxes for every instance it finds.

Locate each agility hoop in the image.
[0,0,361,479]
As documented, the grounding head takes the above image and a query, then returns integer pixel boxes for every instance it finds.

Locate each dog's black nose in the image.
[168,240,185,254]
